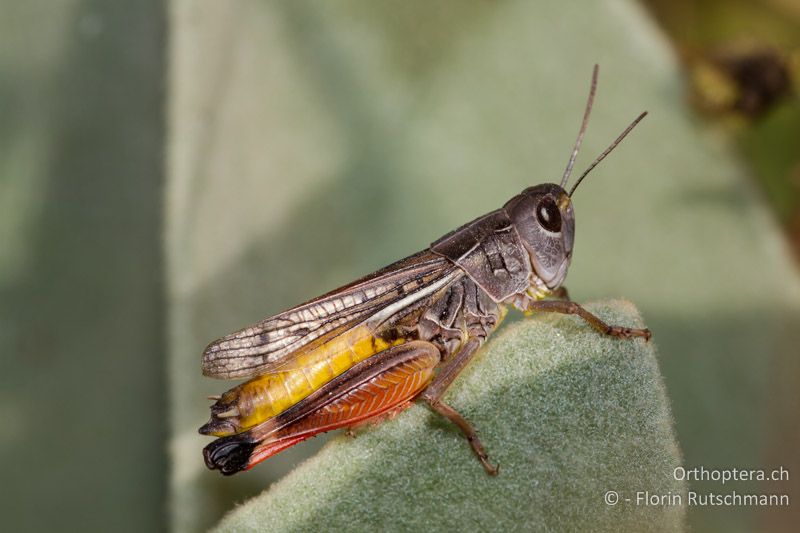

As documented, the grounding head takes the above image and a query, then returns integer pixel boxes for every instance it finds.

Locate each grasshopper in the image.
[200,65,650,476]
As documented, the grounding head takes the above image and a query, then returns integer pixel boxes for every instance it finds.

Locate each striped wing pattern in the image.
[202,250,457,379]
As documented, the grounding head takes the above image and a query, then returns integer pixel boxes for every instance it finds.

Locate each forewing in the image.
[202,250,458,379]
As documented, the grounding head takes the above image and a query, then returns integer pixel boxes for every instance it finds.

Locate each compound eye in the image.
[536,197,562,233]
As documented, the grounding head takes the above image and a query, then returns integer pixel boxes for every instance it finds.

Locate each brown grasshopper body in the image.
[200,66,650,476]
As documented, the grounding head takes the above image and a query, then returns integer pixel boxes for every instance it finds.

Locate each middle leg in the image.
[419,337,499,475]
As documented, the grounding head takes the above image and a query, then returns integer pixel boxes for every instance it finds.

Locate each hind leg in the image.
[203,341,441,475]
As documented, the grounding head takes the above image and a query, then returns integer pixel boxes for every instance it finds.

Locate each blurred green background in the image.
[2,1,799,532]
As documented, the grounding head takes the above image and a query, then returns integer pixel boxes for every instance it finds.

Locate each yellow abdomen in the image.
[211,325,404,436]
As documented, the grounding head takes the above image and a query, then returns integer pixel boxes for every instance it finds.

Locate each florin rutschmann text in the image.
[603,466,790,508]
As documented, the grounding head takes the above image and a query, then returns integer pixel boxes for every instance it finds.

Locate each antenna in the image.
[560,64,599,189]
[568,111,648,197]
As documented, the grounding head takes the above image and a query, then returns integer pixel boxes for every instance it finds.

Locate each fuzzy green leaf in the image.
[214,301,685,532]
[168,1,800,531]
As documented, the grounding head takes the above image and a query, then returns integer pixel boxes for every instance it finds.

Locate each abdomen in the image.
[200,324,407,437]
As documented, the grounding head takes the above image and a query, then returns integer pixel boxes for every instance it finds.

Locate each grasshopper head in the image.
[504,184,574,290]
[501,65,645,292]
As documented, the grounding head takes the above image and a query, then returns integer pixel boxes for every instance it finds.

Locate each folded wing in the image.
[202,250,458,379]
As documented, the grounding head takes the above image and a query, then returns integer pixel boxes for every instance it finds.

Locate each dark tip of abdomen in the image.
[203,437,257,476]
[198,396,243,437]
[198,418,237,437]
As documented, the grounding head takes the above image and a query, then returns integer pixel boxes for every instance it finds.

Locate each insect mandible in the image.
[199,65,650,476]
